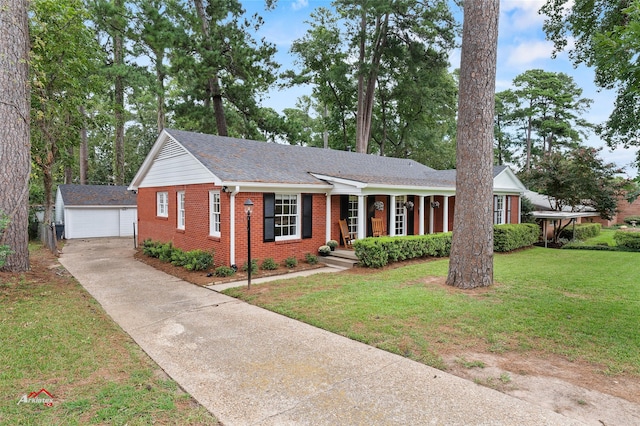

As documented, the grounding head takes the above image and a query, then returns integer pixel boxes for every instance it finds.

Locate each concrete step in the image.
[318,250,358,269]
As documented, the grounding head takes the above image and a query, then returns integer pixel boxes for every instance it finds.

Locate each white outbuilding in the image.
[54,185,137,239]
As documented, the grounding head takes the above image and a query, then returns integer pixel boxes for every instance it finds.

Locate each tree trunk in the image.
[355,11,387,154]
[155,58,166,134]
[79,105,88,185]
[446,0,499,289]
[193,0,228,136]
[0,0,30,272]
[114,7,125,186]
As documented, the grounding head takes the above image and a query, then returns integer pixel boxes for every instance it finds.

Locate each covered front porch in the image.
[325,192,456,247]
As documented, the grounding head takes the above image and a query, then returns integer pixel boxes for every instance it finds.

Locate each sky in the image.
[242,0,638,177]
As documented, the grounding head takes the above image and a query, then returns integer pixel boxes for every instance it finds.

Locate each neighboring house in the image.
[55,184,138,239]
[128,129,526,267]
[524,189,602,243]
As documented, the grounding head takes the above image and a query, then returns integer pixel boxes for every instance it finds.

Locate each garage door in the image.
[65,208,119,238]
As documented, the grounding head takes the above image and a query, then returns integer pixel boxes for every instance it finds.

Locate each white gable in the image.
[136,134,218,188]
[493,168,526,194]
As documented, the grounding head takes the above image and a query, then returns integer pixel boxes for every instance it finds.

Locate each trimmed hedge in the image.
[494,223,540,252]
[558,223,601,241]
[354,223,541,268]
[354,232,452,268]
[614,229,640,249]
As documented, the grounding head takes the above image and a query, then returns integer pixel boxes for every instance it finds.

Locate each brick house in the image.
[128,129,526,267]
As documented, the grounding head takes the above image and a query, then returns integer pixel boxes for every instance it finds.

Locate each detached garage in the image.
[55,185,137,239]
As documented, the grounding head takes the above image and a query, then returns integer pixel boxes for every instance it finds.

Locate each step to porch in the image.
[318,248,358,269]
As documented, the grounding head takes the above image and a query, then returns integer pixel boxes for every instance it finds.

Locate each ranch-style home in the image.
[128,128,526,267]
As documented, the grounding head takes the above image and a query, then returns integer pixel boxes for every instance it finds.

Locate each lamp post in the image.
[244,199,254,290]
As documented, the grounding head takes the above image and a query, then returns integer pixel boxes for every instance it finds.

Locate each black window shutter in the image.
[302,194,312,239]
[264,193,275,242]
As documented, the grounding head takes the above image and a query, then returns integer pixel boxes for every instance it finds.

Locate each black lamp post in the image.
[244,199,254,290]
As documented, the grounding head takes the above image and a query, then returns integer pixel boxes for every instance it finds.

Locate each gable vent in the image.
[156,136,184,160]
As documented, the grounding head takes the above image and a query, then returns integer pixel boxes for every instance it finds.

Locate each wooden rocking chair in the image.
[371,217,385,237]
[338,219,356,247]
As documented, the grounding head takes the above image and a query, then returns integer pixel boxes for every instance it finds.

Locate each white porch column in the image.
[357,195,366,239]
[418,195,425,235]
[518,195,522,224]
[229,188,238,266]
[429,196,434,234]
[443,196,449,232]
[389,195,396,236]
[325,193,332,242]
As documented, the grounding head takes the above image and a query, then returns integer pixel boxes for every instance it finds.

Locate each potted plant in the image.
[326,240,338,251]
[318,245,331,256]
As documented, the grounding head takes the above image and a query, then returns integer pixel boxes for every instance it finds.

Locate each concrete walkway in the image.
[58,238,583,426]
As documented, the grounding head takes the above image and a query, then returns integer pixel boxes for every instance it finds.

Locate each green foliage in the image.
[354,233,452,268]
[304,253,318,265]
[519,147,627,228]
[519,196,535,223]
[242,259,258,274]
[261,258,278,270]
[541,0,640,153]
[0,212,14,268]
[141,240,212,271]
[614,230,640,250]
[326,240,338,249]
[623,216,640,225]
[215,266,236,277]
[558,223,601,241]
[494,224,540,252]
[284,257,298,268]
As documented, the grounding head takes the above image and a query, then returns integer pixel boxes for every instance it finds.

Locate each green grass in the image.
[581,228,617,246]
[0,245,218,425]
[224,247,640,377]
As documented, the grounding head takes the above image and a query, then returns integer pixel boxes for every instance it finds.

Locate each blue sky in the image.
[243,0,637,176]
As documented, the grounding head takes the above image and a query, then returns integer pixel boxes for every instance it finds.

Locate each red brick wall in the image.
[138,186,326,267]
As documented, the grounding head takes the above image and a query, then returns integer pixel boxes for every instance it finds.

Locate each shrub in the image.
[614,229,640,249]
[623,215,640,226]
[305,253,318,265]
[242,259,258,274]
[558,223,601,241]
[493,223,540,252]
[284,256,298,268]
[142,239,212,271]
[318,245,331,255]
[182,249,213,271]
[261,258,278,270]
[354,232,452,268]
[215,265,236,277]
[326,240,338,249]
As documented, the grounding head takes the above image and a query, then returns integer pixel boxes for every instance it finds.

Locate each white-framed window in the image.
[348,195,358,236]
[177,191,185,230]
[494,195,505,225]
[209,191,221,237]
[275,194,299,240]
[395,196,406,236]
[157,191,168,217]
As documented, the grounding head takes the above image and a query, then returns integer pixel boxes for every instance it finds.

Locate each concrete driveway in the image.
[58,238,582,425]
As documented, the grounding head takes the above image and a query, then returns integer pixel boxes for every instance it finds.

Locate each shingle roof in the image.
[165,129,450,187]
[58,184,137,206]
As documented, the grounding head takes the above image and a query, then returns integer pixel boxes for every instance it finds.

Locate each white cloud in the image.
[503,40,555,68]
[501,0,547,31]
[291,0,308,11]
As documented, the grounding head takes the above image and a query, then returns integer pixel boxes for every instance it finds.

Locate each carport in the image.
[532,211,601,248]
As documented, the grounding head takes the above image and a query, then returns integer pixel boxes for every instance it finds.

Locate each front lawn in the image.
[0,245,219,425]
[224,247,640,377]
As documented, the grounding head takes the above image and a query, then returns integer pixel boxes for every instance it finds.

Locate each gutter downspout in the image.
[229,186,240,266]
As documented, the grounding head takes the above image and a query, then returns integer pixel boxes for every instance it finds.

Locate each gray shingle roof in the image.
[58,184,137,206]
[164,129,458,187]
